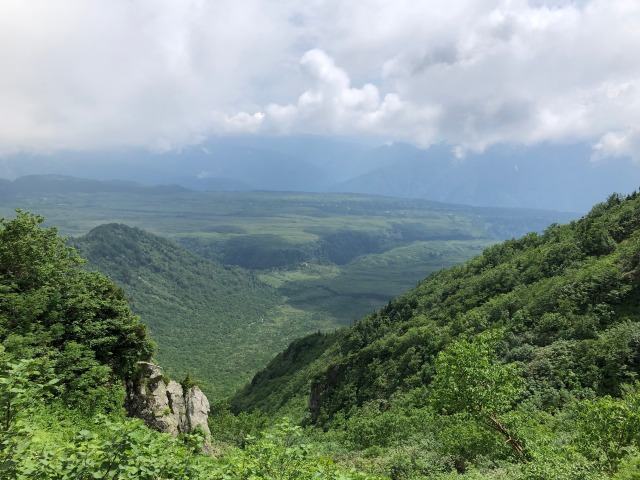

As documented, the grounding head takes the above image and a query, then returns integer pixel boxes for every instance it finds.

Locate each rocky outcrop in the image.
[125,362,211,450]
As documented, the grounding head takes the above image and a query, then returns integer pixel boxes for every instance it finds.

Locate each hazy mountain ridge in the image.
[331,143,640,212]
[0,174,188,197]
[2,137,638,212]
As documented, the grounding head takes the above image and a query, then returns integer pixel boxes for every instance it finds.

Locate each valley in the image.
[0,175,575,399]
[2,186,640,479]
[3,3,639,477]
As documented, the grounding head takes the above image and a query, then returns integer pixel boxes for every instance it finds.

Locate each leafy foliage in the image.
[430,332,522,418]
[0,211,153,411]
[430,332,525,459]
[575,384,640,475]
[0,349,212,479]
[5,189,640,479]
[214,419,382,479]
[234,191,640,478]
[71,223,304,399]
[0,210,377,479]
[2,184,572,399]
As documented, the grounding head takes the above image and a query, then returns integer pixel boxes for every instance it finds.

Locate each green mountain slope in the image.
[0,211,380,479]
[1,177,578,320]
[71,223,292,399]
[5,196,640,478]
[235,192,640,414]
[231,192,640,477]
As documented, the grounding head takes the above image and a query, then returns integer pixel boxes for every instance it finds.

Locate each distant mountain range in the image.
[0,174,188,198]
[1,136,638,212]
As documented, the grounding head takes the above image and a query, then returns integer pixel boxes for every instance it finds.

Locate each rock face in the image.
[125,362,211,443]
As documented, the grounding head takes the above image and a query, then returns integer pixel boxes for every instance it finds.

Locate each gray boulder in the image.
[125,362,212,451]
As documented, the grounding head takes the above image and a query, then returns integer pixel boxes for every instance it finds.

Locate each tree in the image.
[0,210,154,409]
[429,331,525,458]
[576,383,640,475]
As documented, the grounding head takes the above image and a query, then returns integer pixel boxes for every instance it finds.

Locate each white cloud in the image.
[264,49,392,135]
[592,129,640,162]
[0,0,295,153]
[1,0,640,161]
[212,112,265,134]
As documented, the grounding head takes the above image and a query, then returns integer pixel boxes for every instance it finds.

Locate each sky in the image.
[1,0,639,162]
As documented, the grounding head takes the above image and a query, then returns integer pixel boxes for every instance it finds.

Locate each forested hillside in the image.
[1,176,573,326]
[3,192,640,479]
[71,224,289,399]
[2,176,574,399]
[0,211,379,479]
[233,192,640,478]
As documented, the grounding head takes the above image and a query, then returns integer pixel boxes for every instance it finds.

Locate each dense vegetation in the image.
[4,180,640,479]
[1,177,575,327]
[2,176,568,400]
[233,192,640,478]
[71,224,284,399]
[0,211,154,413]
[0,211,378,479]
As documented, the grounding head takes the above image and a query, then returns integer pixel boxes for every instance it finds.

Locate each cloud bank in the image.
[1,0,639,161]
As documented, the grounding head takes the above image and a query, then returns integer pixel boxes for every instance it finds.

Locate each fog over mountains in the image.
[1,136,638,213]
